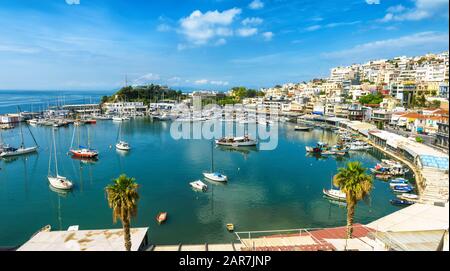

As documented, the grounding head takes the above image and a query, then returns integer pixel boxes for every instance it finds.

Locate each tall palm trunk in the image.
[346,199,355,240]
[122,210,132,251]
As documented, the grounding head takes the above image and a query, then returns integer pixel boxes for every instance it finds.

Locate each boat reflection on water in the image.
[49,184,72,197]
[116,148,130,157]
[325,197,347,207]
[216,145,258,159]
[305,152,328,161]
[70,155,98,164]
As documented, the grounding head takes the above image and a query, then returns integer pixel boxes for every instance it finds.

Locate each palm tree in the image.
[105,174,139,251]
[333,161,373,240]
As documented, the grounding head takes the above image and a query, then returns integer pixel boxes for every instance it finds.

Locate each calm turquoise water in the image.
[0,119,409,247]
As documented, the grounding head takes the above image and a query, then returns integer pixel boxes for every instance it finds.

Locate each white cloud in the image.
[305,21,360,32]
[133,73,160,85]
[210,80,229,86]
[157,24,172,32]
[215,38,227,46]
[305,25,321,31]
[194,79,209,85]
[242,17,263,26]
[380,0,449,22]
[322,31,449,59]
[366,0,380,4]
[237,27,258,37]
[0,44,40,54]
[262,31,274,41]
[65,0,80,5]
[387,5,406,13]
[179,8,241,45]
[249,0,264,10]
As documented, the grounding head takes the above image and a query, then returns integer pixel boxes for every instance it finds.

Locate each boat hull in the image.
[48,176,73,190]
[70,149,98,158]
[203,172,228,182]
[0,146,38,158]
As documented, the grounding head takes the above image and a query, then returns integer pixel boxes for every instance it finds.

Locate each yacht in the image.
[323,188,346,201]
[116,140,130,151]
[215,135,257,147]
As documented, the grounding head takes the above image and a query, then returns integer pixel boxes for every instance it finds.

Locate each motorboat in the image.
[390,199,414,206]
[390,178,408,184]
[156,212,167,224]
[203,172,228,182]
[397,193,419,200]
[112,116,126,122]
[306,142,328,153]
[215,136,257,147]
[190,180,208,191]
[115,141,131,151]
[294,126,313,131]
[322,188,346,201]
[389,182,410,188]
[226,224,235,232]
[392,185,414,193]
[347,141,372,151]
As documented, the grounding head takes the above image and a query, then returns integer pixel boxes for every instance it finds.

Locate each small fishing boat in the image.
[306,142,328,153]
[112,116,125,122]
[392,185,414,193]
[156,212,168,224]
[322,188,346,201]
[203,172,228,182]
[389,182,410,188]
[321,150,335,156]
[390,178,408,184]
[226,224,235,232]
[397,193,419,200]
[190,180,208,191]
[294,126,313,131]
[390,199,414,206]
[376,174,392,180]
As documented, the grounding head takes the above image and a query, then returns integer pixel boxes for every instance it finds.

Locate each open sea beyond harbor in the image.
[0,117,414,247]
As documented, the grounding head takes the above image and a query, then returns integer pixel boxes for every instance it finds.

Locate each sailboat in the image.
[48,128,73,190]
[115,121,131,151]
[322,176,346,201]
[203,141,228,182]
[69,125,98,158]
[0,108,38,158]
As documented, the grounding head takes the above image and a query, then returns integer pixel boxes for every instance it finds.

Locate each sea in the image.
[0,90,412,248]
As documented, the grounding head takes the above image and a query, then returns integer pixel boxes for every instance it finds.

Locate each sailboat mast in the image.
[53,128,59,176]
[17,107,25,148]
[211,140,214,172]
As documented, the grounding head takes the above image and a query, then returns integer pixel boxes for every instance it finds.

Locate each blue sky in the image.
[0,0,448,91]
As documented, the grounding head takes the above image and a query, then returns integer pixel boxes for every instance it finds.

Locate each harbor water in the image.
[0,118,412,247]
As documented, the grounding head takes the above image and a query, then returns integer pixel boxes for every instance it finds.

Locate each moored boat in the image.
[226,224,235,232]
[115,141,130,151]
[294,126,313,131]
[156,212,167,224]
[215,136,257,147]
[190,180,208,191]
[322,188,346,201]
[390,199,414,206]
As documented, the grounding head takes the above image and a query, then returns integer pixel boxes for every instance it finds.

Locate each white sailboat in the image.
[0,109,38,158]
[48,128,73,190]
[323,176,346,201]
[203,141,227,182]
[115,121,131,151]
